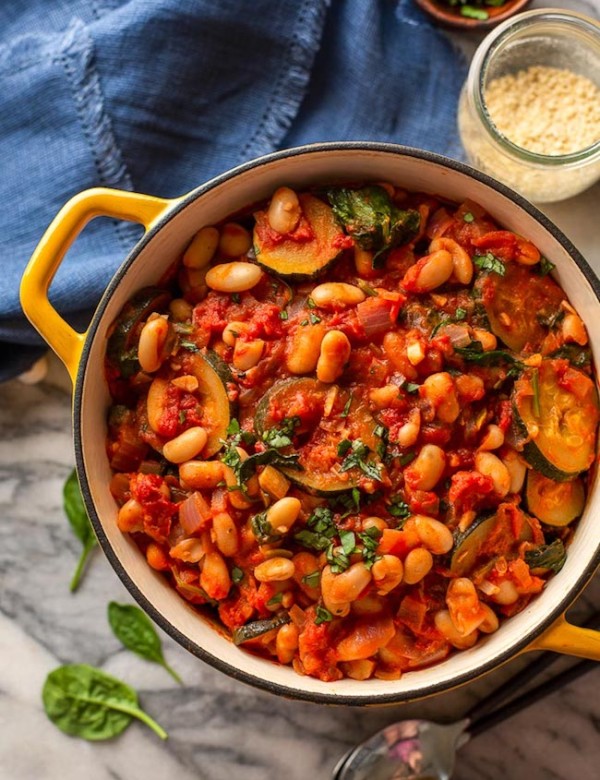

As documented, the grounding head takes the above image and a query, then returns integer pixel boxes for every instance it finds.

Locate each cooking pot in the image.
[20,143,600,705]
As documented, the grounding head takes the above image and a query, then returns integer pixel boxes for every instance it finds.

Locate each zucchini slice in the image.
[450,514,497,576]
[146,352,232,456]
[512,359,598,481]
[253,194,344,279]
[526,469,585,526]
[232,613,290,646]
[476,264,564,352]
[107,287,171,376]
[255,378,383,494]
[188,352,232,457]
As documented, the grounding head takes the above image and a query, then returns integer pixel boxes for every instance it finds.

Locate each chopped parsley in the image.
[251,511,279,544]
[294,506,337,552]
[309,312,321,325]
[463,212,475,223]
[178,410,187,425]
[300,319,309,326]
[314,605,333,625]
[327,543,351,574]
[279,309,289,321]
[231,567,244,584]
[474,252,506,276]
[461,6,488,20]
[398,451,416,467]
[231,293,241,304]
[307,297,316,309]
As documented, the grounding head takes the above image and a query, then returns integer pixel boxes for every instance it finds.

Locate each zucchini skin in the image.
[232,613,290,645]
[512,408,573,483]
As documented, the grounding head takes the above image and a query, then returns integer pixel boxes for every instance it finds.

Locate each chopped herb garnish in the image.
[231,567,244,584]
[179,340,200,352]
[251,511,280,544]
[315,605,333,625]
[337,439,352,457]
[455,341,523,369]
[463,212,475,223]
[300,319,309,326]
[231,293,241,304]
[341,394,353,418]
[279,310,289,321]
[309,312,322,325]
[388,496,411,519]
[261,416,300,449]
[357,526,382,569]
[461,5,488,19]
[267,592,284,607]
[307,297,316,309]
[178,410,187,425]
[539,257,556,276]
[339,439,383,481]
[455,307,467,320]
[398,451,416,467]
[302,570,321,588]
[340,530,357,556]
[403,381,420,394]
[326,543,351,573]
[226,418,241,436]
[294,507,337,551]
[374,423,386,438]
[537,309,564,329]
[474,252,506,276]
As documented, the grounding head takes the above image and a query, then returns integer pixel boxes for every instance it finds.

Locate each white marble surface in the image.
[2,3,600,778]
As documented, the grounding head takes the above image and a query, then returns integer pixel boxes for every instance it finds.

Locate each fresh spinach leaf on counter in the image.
[327,185,420,267]
[63,469,97,593]
[108,602,182,685]
[42,664,167,741]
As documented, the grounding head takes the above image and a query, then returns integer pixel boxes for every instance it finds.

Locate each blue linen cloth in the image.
[0,0,466,380]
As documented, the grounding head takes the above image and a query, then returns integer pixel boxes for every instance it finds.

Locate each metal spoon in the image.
[333,615,600,780]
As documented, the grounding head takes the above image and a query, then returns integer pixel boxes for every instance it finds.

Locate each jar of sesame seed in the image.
[458,9,600,203]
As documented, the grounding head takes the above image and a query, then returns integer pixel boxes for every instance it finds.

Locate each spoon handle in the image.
[465,610,600,723]
[467,657,597,739]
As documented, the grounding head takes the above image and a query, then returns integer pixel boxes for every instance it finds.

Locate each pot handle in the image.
[528,614,600,660]
[20,187,174,383]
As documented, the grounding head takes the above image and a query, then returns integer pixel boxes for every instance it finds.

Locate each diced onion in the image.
[357,298,394,338]
[179,492,211,535]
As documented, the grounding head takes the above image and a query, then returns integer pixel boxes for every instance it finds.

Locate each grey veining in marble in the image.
[2,1,600,775]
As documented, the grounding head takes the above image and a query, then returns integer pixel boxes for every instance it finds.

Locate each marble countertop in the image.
[2,3,600,777]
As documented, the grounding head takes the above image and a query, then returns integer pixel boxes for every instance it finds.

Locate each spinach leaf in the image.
[357,526,382,569]
[328,186,420,267]
[108,602,182,685]
[294,506,337,551]
[238,449,303,483]
[261,416,301,449]
[63,470,97,593]
[387,496,411,520]
[550,344,591,368]
[524,540,566,573]
[454,341,522,367]
[42,664,167,741]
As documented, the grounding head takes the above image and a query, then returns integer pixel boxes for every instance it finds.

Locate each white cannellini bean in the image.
[475,452,511,497]
[163,426,208,463]
[502,449,528,494]
[233,338,264,370]
[316,330,351,383]
[414,515,454,555]
[397,409,421,448]
[286,321,325,374]
[183,226,220,268]
[403,547,433,585]
[267,187,302,234]
[429,237,473,286]
[138,316,169,373]
[403,249,454,292]
[266,497,302,534]
[218,222,252,258]
[407,444,446,491]
[478,424,504,451]
[254,557,296,582]
[422,372,460,423]
[310,282,366,309]
[223,321,250,346]
[205,262,262,293]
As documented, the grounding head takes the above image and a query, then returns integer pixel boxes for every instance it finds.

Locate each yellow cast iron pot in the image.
[20,143,600,705]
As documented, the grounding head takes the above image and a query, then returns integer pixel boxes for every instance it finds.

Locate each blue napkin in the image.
[0,0,466,380]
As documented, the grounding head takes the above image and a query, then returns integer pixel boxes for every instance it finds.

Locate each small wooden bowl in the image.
[414,0,531,30]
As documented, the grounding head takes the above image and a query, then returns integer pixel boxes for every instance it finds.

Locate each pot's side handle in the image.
[20,187,175,383]
[528,614,600,660]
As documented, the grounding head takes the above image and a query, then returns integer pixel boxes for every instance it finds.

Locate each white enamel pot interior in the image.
[73,143,600,705]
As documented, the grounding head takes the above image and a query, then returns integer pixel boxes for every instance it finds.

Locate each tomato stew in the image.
[105,183,598,682]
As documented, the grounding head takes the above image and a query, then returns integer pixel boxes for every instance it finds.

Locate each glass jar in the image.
[458,9,600,203]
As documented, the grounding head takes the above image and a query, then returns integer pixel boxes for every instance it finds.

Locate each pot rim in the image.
[73,141,600,705]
